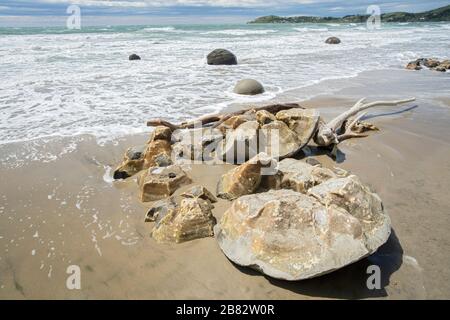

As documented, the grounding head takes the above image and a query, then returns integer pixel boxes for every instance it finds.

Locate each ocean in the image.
[0,22,449,147]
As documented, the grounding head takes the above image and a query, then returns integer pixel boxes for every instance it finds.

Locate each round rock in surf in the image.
[207,49,238,65]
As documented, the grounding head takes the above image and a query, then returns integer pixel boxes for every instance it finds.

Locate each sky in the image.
[0,0,449,26]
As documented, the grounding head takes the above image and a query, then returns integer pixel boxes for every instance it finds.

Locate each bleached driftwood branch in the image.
[314,98,416,146]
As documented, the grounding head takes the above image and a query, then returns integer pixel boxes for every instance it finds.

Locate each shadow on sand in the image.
[232,229,403,299]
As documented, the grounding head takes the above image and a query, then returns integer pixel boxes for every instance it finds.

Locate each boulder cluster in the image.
[113,105,390,281]
[406,58,450,72]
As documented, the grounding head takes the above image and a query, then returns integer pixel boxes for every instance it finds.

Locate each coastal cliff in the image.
[249,5,450,23]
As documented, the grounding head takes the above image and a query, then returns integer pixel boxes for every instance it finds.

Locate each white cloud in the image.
[33,0,340,8]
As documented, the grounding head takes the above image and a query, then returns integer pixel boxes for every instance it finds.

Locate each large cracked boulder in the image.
[138,165,192,202]
[149,186,217,243]
[215,178,390,280]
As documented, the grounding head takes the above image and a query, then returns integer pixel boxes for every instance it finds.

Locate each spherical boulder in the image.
[207,49,237,65]
[325,37,341,44]
[129,54,141,61]
[233,79,265,95]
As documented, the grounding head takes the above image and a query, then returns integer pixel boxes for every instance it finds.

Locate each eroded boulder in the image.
[182,185,218,203]
[217,153,275,200]
[277,158,336,193]
[215,185,391,280]
[113,145,146,179]
[139,165,192,202]
[151,194,217,243]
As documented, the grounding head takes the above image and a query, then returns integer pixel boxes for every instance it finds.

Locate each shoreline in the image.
[0,69,450,299]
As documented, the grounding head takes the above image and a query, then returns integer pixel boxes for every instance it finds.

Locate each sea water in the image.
[0,22,449,146]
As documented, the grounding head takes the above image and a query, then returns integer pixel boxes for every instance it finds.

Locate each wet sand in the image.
[0,69,450,299]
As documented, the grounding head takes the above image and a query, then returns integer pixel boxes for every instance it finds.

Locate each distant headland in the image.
[249,5,450,23]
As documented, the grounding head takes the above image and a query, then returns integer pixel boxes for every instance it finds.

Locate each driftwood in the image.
[315,98,416,146]
[146,98,416,159]
[147,103,303,130]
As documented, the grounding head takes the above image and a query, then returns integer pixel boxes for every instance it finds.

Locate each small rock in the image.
[149,126,172,142]
[434,66,447,72]
[217,153,274,200]
[325,37,341,44]
[207,49,237,65]
[233,79,265,95]
[152,197,216,243]
[406,60,422,70]
[439,60,450,69]
[145,197,177,222]
[139,165,192,202]
[424,58,440,68]
[181,185,217,203]
[129,54,141,61]
[113,145,146,180]
[256,110,276,125]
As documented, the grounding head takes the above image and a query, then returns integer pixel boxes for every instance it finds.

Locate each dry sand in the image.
[0,69,449,299]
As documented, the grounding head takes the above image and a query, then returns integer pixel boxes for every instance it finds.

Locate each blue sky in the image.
[0,0,449,26]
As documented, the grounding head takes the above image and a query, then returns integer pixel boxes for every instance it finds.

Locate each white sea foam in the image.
[0,22,449,161]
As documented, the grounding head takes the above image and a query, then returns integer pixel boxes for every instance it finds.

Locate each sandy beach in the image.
[0,68,449,299]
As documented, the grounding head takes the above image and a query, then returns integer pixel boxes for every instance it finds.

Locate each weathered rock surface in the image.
[113,145,146,179]
[173,127,223,161]
[113,126,174,180]
[220,121,260,163]
[216,112,257,134]
[325,37,341,44]
[218,108,319,163]
[207,49,237,65]
[256,110,276,125]
[144,139,172,168]
[277,158,336,193]
[406,58,448,72]
[260,120,300,159]
[149,126,173,142]
[308,175,389,251]
[217,153,275,200]
[406,60,422,70]
[129,54,141,61]
[215,184,391,280]
[233,79,265,95]
[182,185,218,203]
[139,165,192,202]
[151,196,216,244]
[276,108,319,138]
[145,197,177,222]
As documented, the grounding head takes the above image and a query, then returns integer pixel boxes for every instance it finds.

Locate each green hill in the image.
[249,5,450,23]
